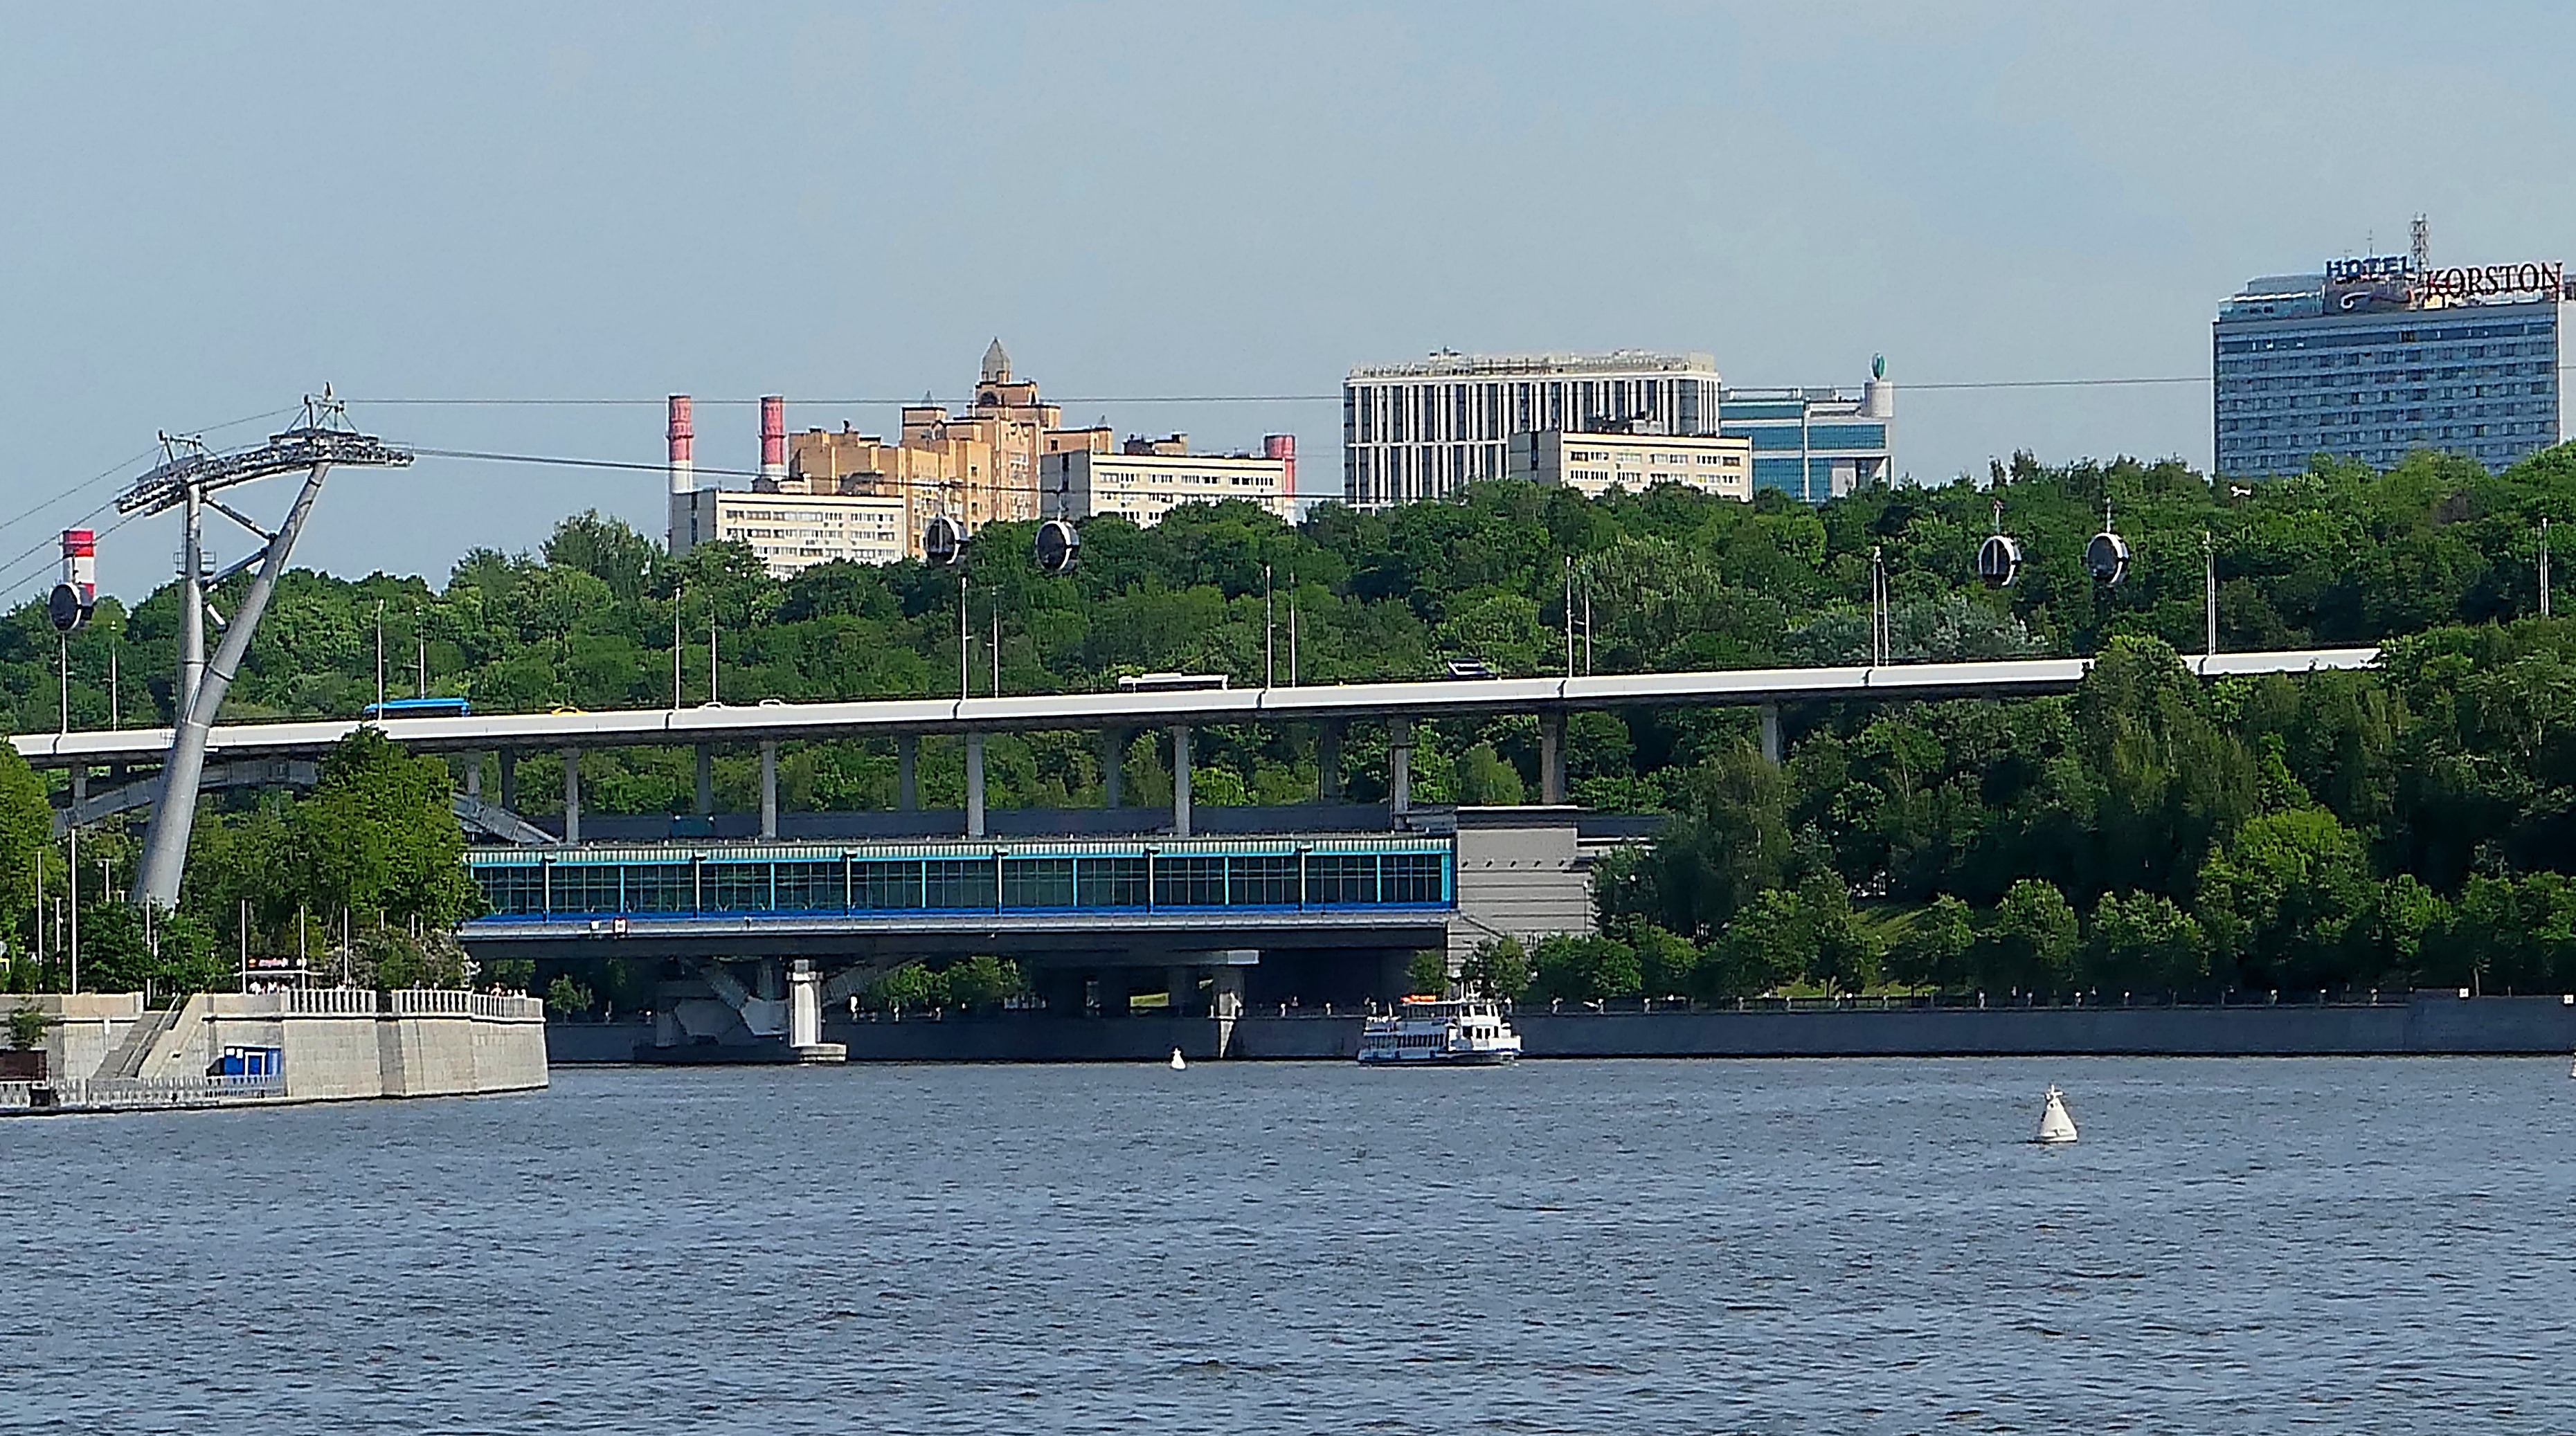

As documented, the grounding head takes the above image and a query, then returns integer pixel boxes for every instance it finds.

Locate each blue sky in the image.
[6,1,2574,598]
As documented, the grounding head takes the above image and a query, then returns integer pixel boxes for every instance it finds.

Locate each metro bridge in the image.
[19,646,2379,1060]
[462,833,1454,1039]
[17,647,2381,845]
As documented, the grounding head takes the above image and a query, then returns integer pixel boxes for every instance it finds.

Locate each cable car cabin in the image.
[363,696,473,720]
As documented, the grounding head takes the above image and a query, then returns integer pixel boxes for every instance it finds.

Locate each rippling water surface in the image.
[8,1057,2575,1433]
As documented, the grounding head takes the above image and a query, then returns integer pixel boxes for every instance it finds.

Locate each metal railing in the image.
[0,1072,286,1111]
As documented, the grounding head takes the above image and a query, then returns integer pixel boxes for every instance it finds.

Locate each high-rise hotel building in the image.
[1342,351,1723,507]
[2215,250,2568,478]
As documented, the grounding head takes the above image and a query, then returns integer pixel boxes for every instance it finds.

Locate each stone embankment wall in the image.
[1236,992,2576,1059]
[548,992,2576,1064]
[2,990,548,1105]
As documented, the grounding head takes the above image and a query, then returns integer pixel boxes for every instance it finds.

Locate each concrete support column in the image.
[464,752,482,801]
[695,745,714,815]
[1210,965,1245,1020]
[1389,717,1413,817]
[788,958,821,1048]
[1101,728,1127,809]
[1538,711,1566,806]
[965,731,987,839]
[1319,720,1345,803]
[70,767,87,804]
[1167,965,1196,1019]
[759,740,779,840]
[1171,724,1193,838]
[561,748,582,844]
[498,749,516,812]
[897,734,917,812]
[1759,702,1782,765]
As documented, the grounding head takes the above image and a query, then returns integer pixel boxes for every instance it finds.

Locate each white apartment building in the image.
[1343,350,1724,508]
[671,489,912,576]
[1504,430,1754,500]
[1042,437,1295,527]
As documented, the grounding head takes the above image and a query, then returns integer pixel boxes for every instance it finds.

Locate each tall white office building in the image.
[1342,351,1722,508]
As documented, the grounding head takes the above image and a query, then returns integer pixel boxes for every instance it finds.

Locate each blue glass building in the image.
[1718,361,1896,503]
[2214,261,2564,478]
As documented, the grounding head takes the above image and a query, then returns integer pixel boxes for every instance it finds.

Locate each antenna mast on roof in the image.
[2411,214,2431,271]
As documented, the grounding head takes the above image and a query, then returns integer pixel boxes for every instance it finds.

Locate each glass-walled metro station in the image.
[465,837,1455,923]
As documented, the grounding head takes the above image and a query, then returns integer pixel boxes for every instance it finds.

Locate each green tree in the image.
[1886,896,1975,991]
[1972,879,2080,994]
[543,974,595,1016]
[941,954,1027,1011]
[2081,890,2206,994]
[0,745,47,952]
[1405,948,1451,997]
[1461,936,1532,1000]
[291,729,480,928]
[1529,934,1641,1003]
[1454,742,1526,806]
[2195,807,2379,991]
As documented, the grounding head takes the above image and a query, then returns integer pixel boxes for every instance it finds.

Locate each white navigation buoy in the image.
[2035,1084,2078,1145]
[1169,1047,1187,1071]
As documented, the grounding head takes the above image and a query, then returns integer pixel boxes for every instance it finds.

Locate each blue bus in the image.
[363,696,473,720]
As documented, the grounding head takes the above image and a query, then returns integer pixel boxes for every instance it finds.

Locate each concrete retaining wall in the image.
[546,993,2576,1062]
[10,990,549,1103]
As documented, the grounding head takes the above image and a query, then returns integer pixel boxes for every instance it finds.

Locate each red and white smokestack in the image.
[667,395,696,496]
[760,395,786,487]
[60,529,96,605]
[1264,433,1297,497]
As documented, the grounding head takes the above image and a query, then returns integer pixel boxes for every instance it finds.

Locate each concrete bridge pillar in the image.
[1319,720,1344,803]
[897,735,917,812]
[1171,724,1193,838]
[786,958,842,1060]
[69,767,87,804]
[1538,711,1566,806]
[464,752,482,801]
[1167,965,1197,1019]
[498,749,517,812]
[1759,702,1782,765]
[759,740,779,840]
[1210,965,1245,1020]
[561,748,582,844]
[1101,727,1127,808]
[789,959,820,1047]
[695,745,714,815]
[1389,717,1413,817]
[965,732,987,839]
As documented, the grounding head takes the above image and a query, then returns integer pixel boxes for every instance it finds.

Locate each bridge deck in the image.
[12,648,2380,768]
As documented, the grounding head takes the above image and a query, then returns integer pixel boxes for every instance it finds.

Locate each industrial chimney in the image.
[666,394,696,556]
[760,395,786,489]
[1264,434,1297,500]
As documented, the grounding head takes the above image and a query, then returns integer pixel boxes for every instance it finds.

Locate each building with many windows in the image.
[672,489,913,574]
[2214,253,2567,477]
[1715,361,1897,502]
[1342,351,1723,508]
[1041,434,1299,527]
[1502,428,1753,500]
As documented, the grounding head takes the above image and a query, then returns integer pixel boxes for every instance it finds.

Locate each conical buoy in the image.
[2035,1084,2078,1144]
[1169,1047,1187,1071]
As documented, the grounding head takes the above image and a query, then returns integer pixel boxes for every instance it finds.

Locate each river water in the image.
[6,1057,2573,1433]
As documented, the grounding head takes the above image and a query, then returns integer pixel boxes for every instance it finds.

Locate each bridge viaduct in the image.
[12,647,2379,1061]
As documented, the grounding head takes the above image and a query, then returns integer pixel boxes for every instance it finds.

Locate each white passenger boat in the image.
[1357,997,1522,1065]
